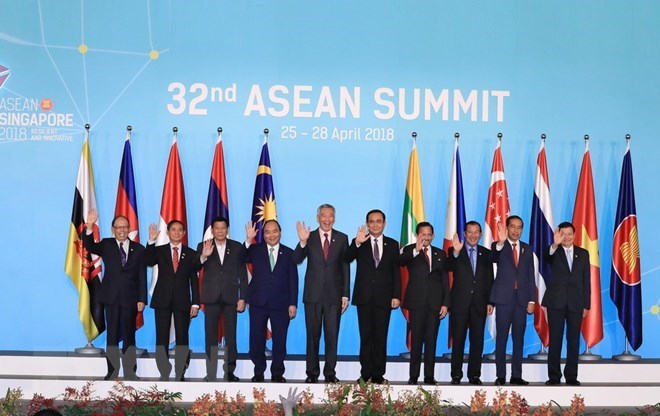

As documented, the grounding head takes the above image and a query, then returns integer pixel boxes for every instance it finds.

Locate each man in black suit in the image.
[294,203,350,384]
[146,220,201,381]
[345,209,401,384]
[84,209,146,381]
[447,220,494,385]
[543,222,590,386]
[399,222,449,385]
[490,215,536,386]
[244,219,299,383]
[196,217,247,382]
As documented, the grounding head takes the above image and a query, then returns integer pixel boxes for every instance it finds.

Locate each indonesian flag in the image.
[443,136,466,348]
[201,129,231,342]
[399,139,426,351]
[113,129,144,330]
[572,140,603,348]
[150,131,188,343]
[64,130,105,342]
[529,139,554,347]
[483,138,511,339]
[610,140,642,350]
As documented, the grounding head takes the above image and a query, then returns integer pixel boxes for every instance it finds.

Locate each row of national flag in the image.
[399,135,642,353]
[65,129,277,346]
[65,130,642,353]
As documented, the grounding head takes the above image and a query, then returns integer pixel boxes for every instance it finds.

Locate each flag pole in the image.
[216,127,228,354]
[577,134,602,361]
[262,127,273,358]
[74,124,104,355]
[611,134,641,362]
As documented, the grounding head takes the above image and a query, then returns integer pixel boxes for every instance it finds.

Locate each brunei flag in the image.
[400,139,425,351]
[251,138,277,241]
[573,140,604,348]
[114,129,143,329]
[201,129,230,342]
[610,141,642,350]
[64,131,105,342]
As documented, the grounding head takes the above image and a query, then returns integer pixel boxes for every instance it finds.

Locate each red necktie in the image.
[172,246,179,273]
[323,233,330,260]
[512,243,518,289]
[423,247,431,270]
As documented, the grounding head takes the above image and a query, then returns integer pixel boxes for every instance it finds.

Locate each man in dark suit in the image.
[345,209,401,384]
[489,215,536,386]
[294,203,350,384]
[84,209,147,381]
[447,220,494,385]
[543,221,590,386]
[146,220,201,381]
[196,217,247,382]
[244,219,299,383]
[399,222,449,385]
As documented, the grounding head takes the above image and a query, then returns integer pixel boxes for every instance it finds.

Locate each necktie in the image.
[172,246,179,273]
[566,248,573,271]
[323,233,330,260]
[373,239,380,267]
[469,247,476,275]
[512,243,519,267]
[119,242,127,267]
[422,247,431,270]
[269,247,275,271]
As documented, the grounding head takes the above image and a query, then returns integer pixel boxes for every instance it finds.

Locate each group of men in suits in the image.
[84,205,589,386]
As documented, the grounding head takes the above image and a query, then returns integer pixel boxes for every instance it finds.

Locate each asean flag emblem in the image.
[40,98,53,111]
[612,215,640,286]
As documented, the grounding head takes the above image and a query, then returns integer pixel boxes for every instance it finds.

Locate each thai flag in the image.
[529,138,554,347]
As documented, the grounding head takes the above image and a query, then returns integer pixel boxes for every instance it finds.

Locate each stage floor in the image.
[1,351,659,407]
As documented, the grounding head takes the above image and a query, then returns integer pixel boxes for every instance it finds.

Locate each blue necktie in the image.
[119,242,127,267]
[469,247,476,275]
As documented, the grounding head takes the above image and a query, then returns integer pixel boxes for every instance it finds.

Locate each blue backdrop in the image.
[1,0,659,358]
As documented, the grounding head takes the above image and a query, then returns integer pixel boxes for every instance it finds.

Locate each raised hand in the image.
[452,232,464,252]
[201,239,214,258]
[415,237,425,252]
[296,220,310,243]
[148,223,160,241]
[86,209,98,230]
[245,221,257,242]
[497,221,507,243]
[553,227,563,248]
[355,224,369,244]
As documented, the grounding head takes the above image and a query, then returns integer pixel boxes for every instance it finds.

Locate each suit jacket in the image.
[83,234,147,308]
[293,228,350,304]
[196,239,247,305]
[447,244,494,313]
[399,244,449,311]
[146,243,201,311]
[489,241,536,307]
[542,245,591,312]
[345,235,401,307]
[244,242,299,310]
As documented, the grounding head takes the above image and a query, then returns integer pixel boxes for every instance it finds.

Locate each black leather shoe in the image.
[305,376,318,383]
[103,371,118,381]
[450,377,461,385]
[203,376,217,382]
[251,374,264,382]
[566,379,581,386]
[494,377,506,386]
[545,379,560,385]
[510,377,529,385]
[176,375,185,382]
[371,376,386,384]
[407,378,418,385]
[271,375,287,383]
[325,376,340,383]
[226,373,240,382]
[423,377,438,385]
[124,374,140,381]
[356,377,368,384]
[468,377,483,385]
[159,375,169,381]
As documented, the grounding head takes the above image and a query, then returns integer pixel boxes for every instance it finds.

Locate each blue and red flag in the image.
[201,130,230,342]
[610,141,642,350]
[529,138,554,347]
[251,138,277,242]
[114,129,143,329]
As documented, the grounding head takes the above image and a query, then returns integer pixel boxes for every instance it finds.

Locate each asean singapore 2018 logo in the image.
[0,64,75,143]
